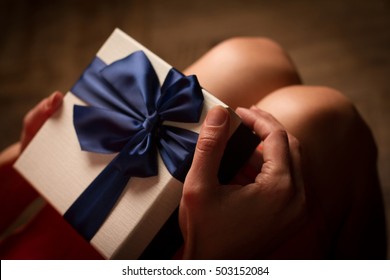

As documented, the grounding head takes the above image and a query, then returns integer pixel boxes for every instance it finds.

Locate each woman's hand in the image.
[0,91,64,232]
[179,106,307,259]
[0,91,63,167]
[20,91,63,151]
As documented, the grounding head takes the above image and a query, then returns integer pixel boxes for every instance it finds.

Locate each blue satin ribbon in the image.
[64,51,204,241]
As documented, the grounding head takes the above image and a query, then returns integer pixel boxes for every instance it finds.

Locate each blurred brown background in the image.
[0,0,389,257]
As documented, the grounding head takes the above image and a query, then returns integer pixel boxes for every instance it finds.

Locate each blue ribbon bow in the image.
[63,51,204,241]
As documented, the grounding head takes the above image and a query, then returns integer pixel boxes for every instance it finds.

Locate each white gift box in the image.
[14,29,259,259]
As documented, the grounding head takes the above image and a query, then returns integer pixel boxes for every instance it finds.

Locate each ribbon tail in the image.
[64,156,131,241]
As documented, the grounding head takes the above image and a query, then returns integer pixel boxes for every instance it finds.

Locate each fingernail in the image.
[235,106,246,114]
[50,91,63,110]
[235,106,249,117]
[250,105,260,111]
[206,106,228,126]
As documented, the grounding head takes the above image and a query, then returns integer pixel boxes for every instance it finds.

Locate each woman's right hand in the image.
[179,106,307,259]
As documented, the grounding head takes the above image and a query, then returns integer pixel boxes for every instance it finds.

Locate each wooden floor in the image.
[1,0,389,257]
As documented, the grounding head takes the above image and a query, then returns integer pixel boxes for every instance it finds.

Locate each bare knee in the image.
[258,84,379,212]
[210,37,301,88]
[212,37,294,66]
[184,37,301,108]
[258,85,385,258]
[257,85,371,156]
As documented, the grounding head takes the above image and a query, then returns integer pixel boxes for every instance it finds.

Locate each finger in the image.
[287,134,305,197]
[186,106,230,188]
[246,144,264,175]
[236,106,291,179]
[236,106,285,141]
[21,91,64,150]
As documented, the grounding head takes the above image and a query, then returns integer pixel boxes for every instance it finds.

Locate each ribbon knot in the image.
[63,51,204,241]
[142,111,160,133]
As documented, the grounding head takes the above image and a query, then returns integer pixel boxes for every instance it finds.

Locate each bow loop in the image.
[100,51,161,118]
[158,72,203,123]
[73,105,143,154]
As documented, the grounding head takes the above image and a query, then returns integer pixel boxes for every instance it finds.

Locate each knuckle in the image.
[293,190,308,223]
[182,184,203,208]
[281,176,308,216]
[274,128,289,140]
[22,112,35,136]
[256,172,295,204]
[196,130,219,153]
[22,111,32,128]
[277,173,295,198]
[296,180,307,208]
[288,134,301,151]
[298,192,307,213]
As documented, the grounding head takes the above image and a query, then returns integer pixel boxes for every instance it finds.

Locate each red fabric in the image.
[0,203,103,259]
[0,172,102,259]
[0,154,102,259]
[0,167,39,234]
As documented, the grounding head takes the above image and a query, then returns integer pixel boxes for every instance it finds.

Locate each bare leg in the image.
[184,37,301,109]
[184,37,387,259]
[258,86,386,259]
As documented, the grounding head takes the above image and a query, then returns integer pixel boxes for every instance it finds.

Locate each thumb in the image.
[187,106,230,187]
